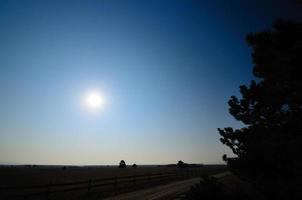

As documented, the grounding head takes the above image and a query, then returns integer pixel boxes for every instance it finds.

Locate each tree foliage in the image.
[218,20,302,199]
[177,160,188,168]
[119,160,126,168]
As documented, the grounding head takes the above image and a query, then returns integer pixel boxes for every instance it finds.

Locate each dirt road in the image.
[104,171,232,200]
[104,178,201,200]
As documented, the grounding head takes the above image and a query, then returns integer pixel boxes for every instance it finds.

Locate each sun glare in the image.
[85,92,105,110]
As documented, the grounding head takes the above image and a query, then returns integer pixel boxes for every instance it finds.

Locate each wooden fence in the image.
[0,170,201,199]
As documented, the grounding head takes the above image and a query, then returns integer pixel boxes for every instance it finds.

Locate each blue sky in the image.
[0,0,301,165]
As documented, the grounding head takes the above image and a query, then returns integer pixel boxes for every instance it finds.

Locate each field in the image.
[0,165,226,199]
[0,165,225,187]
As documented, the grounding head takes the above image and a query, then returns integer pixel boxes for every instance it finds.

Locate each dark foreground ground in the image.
[104,171,234,200]
[0,165,227,199]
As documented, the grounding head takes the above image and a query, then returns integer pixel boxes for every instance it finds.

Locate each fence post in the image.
[133,175,136,186]
[88,179,92,192]
[114,176,118,194]
[45,182,52,200]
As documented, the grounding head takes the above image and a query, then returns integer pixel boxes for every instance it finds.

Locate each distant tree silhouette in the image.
[132,163,137,168]
[177,160,187,168]
[119,160,126,168]
[218,19,302,199]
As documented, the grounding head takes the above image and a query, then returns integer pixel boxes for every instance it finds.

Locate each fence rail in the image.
[0,170,200,199]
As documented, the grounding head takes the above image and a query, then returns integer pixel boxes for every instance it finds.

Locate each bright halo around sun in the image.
[85,91,105,111]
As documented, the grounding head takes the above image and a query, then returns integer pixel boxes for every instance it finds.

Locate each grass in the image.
[0,165,226,187]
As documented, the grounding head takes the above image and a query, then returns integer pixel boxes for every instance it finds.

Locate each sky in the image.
[0,0,301,165]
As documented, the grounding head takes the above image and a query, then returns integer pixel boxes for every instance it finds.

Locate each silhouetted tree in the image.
[177,160,186,168]
[132,164,137,168]
[119,160,126,168]
[218,19,302,199]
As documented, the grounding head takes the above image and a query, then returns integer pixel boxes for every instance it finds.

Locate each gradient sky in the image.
[0,0,301,165]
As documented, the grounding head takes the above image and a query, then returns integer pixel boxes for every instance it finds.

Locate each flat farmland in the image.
[0,165,225,187]
[0,165,226,199]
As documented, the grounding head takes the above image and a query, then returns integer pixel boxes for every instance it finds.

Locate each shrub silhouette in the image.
[185,176,248,200]
[119,160,127,168]
[132,164,137,168]
[218,19,302,199]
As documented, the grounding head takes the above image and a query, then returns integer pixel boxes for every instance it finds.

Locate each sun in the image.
[85,92,105,110]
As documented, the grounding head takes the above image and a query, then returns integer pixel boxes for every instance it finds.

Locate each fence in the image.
[0,170,201,199]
